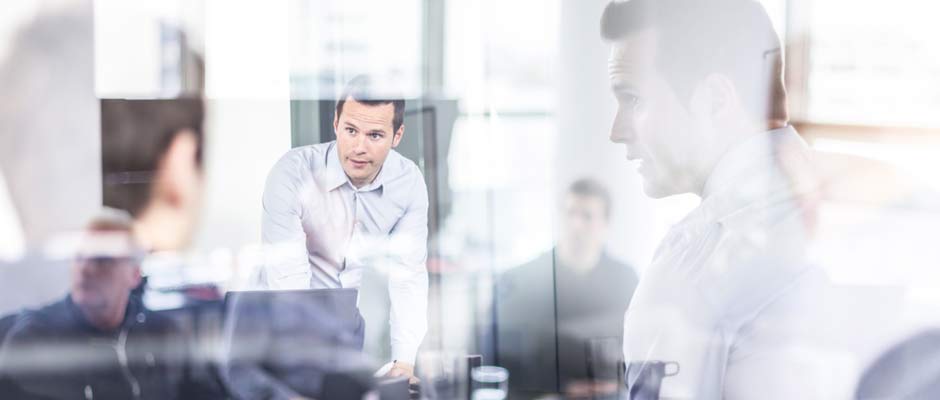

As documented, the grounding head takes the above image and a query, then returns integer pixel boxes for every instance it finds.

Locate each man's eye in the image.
[369,133,382,139]
[345,127,356,134]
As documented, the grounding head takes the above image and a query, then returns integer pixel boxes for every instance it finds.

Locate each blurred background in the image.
[3,0,940,398]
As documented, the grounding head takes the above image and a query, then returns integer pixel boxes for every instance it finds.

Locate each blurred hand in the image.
[386,361,419,385]
[564,379,618,399]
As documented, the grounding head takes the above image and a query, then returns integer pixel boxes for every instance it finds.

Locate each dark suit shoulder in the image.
[9,298,72,335]
[497,251,555,293]
[597,253,639,284]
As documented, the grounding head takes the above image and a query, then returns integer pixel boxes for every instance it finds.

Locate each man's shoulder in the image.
[500,251,554,286]
[7,297,71,337]
[264,142,335,193]
[272,142,332,172]
[384,149,424,183]
[598,253,639,282]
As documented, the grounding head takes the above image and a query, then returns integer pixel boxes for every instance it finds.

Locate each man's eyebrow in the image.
[343,121,360,130]
[368,128,387,134]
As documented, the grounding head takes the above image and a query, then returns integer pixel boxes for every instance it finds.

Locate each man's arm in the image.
[260,154,311,290]
[385,171,429,371]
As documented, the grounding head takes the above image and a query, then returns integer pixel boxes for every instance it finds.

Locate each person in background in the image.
[0,211,215,400]
[259,75,429,383]
[497,178,638,398]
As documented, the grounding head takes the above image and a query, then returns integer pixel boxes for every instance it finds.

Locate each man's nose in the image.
[77,262,96,278]
[609,110,634,144]
[352,135,368,153]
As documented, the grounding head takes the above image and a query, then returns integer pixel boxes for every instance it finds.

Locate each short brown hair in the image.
[335,75,405,133]
[601,0,788,124]
[101,98,205,217]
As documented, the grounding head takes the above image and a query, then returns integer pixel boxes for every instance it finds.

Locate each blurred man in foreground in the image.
[601,0,836,398]
[0,212,212,399]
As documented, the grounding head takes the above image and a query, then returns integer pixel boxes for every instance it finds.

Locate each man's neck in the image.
[693,119,771,197]
[556,244,603,274]
[348,167,382,189]
[77,298,128,332]
[133,205,184,252]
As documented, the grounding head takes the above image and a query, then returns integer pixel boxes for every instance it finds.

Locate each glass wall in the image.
[2,0,940,399]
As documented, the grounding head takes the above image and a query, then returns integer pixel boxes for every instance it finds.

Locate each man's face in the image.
[70,231,141,311]
[561,194,609,256]
[608,29,709,198]
[334,98,403,187]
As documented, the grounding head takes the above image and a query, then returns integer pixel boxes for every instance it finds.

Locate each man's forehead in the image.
[340,99,395,129]
[76,231,136,258]
[608,29,658,79]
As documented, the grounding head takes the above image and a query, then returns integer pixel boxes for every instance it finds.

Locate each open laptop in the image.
[221,288,371,398]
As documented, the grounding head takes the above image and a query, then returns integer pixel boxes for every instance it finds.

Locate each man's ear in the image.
[154,130,198,208]
[391,124,404,148]
[691,74,736,119]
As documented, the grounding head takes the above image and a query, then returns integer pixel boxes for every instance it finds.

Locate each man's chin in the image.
[73,290,106,306]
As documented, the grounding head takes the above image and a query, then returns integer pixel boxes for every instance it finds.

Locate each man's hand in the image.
[564,379,619,399]
[386,361,419,385]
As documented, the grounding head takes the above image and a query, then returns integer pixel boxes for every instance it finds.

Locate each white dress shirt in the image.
[622,127,849,399]
[260,141,429,365]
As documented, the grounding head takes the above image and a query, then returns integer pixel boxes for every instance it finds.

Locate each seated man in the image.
[0,211,210,399]
[496,178,639,398]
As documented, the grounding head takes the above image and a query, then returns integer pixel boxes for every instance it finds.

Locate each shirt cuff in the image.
[391,343,420,366]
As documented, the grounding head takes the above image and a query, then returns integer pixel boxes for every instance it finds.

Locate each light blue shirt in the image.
[260,141,429,365]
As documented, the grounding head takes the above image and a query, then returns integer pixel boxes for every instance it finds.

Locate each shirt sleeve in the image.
[260,153,312,290]
[385,169,430,365]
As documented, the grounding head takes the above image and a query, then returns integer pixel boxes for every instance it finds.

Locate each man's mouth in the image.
[627,154,647,174]
[348,158,370,168]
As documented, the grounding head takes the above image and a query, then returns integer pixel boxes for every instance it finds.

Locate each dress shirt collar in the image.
[698,125,812,227]
[325,141,395,194]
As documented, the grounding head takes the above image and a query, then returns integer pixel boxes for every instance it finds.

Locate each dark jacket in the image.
[0,295,217,400]
[495,250,639,394]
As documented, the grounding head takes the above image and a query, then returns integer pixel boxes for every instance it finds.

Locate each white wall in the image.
[190,0,292,258]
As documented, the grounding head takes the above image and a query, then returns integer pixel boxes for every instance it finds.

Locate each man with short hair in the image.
[260,76,429,382]
[0,212,211,399]
[600,0,829,398]
[100,97,206,252]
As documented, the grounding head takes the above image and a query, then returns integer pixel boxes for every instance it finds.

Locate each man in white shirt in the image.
[260,76,428,383]
[601,0,839,398]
